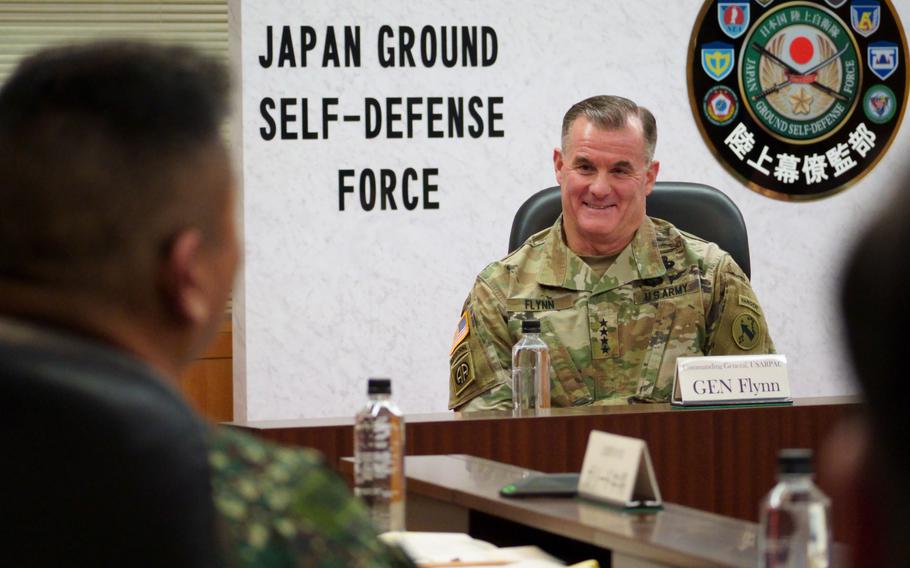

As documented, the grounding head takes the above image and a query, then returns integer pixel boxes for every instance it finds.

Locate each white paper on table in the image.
[380,532,565,566]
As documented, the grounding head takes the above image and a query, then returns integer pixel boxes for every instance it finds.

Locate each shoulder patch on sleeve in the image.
[449,310,470,355]
[732,312,762,350]
[450,343,475,398]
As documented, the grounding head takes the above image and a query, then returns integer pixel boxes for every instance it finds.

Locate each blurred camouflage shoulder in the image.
[207,426,415,568]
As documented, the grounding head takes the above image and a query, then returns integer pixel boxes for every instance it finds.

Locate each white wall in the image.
[231,0,909,421]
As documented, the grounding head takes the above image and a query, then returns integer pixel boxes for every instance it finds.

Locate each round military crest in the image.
[863,84,897,123]
[688,0,908,200]
[704,85,740,125]
[732,312,761,350]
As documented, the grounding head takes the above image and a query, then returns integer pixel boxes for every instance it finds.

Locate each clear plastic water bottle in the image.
[758,448,832,568]
[354,378,405,532]
[511,319,550,410]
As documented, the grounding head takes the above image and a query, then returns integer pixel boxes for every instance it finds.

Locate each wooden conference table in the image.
[399,454,760,567]
[230,396,859,539]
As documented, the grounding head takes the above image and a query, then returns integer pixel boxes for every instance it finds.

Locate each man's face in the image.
[554,116,659,256]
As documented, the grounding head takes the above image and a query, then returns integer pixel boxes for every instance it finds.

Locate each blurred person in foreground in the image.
[830,169,910,567]
[0,41,413,567]
[449,95,774,411]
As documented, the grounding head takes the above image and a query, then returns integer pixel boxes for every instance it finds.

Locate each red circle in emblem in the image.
[789,36,814,65]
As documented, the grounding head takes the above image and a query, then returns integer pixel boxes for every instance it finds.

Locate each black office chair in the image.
[508,181,751,278]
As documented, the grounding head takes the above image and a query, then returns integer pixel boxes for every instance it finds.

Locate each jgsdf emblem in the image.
[718,2,750,39]
[704,85,740,125]
[702,42,735,80]
[863,84,897,123]
[851,0,880,37]
[868,41,899,80]
[688,0,907,200]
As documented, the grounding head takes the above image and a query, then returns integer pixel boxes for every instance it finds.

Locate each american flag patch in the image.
[449,311,470,355]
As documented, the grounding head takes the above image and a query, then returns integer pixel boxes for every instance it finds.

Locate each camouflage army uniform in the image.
[449,215,774,410]
[208,426,415,567]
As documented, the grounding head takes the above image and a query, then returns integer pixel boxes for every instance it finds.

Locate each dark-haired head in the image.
[0,40,237,370]
[841,170,910,566]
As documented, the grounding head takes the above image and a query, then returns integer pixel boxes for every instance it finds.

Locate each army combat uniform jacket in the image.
[449,215,774,410]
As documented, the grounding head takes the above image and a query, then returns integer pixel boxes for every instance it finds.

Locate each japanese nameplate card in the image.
[671,354,790,406]
[577,430,662,509]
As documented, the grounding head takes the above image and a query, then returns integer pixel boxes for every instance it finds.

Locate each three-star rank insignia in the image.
[688,0,908,201]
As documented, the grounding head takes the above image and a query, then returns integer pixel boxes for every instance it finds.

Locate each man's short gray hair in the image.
[560,95,657,162]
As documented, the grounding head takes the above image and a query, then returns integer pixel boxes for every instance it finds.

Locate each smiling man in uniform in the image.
[449,95,774,411]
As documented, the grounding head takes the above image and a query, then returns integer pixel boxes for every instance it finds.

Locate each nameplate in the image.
[671,354,790,406]
[577,431,662,509]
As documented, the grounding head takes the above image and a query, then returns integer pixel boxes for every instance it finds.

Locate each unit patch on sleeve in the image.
[688,0,908,201]
[732,312,762,350]
[450,343,475,396]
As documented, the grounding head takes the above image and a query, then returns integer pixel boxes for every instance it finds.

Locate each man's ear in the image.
[553,147,565,185]
[159,229,210,325]
[643,160,660,197]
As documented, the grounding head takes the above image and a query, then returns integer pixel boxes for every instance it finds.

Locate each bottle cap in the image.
[521,319,541,334]
[367,378,391,395]
[777,448,813,474]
